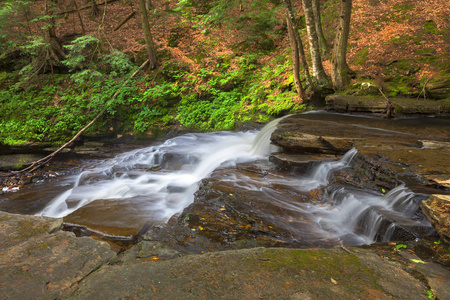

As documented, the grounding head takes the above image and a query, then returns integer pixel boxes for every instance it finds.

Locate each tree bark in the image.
[312,0,328,56]
[44,0,65,69]
[301,0,329,86]
[90,0,99,17]
[286,17,305,101]
[145,0,154,11]
[73,0,86,35]
[331,0,352,90]
[282,0,313,90]
[138,0,157,69]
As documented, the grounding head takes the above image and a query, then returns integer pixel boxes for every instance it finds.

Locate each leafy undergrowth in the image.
[0,0,448,145]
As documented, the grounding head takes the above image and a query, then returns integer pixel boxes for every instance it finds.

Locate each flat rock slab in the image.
[326,95,450,115]
[63,198,155,242]
[1,211,449,299]
[70,246,448,300]
[0,211,115,299]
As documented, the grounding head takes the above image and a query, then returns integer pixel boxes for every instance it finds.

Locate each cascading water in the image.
[37,117,286,220]
[35,115,434,246]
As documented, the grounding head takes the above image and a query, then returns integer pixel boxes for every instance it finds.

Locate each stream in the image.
[1,112,447,249]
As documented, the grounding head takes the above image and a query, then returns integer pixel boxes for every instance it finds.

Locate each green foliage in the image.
[134,107,162,133]
[395,244,407,250]
[177,89,241,130]
[0,0,33,52]
[353,48,369,65]
[62,35,100,71]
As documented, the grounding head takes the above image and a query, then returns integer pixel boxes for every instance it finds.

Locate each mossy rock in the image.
[425,76,450,99]
[350,81,381,96]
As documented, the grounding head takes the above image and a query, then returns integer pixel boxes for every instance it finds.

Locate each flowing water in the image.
[2,112,442,246]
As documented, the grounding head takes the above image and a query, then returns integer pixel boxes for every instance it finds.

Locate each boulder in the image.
[421,195,450,244]
[270,132,353,154]
[0,211,116,299]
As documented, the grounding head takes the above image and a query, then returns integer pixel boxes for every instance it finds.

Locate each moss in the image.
[392,4,414,11]
[423,20,439,35]
[414,48,436,55]
[354,48,369,65]
[25,240,56,255]
[16,220,52,239]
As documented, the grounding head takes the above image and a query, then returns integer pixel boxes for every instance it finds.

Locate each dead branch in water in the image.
[378,87,394,119]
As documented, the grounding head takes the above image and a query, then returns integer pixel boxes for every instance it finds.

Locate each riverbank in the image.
[0,209,449,299]
[1,111,449,299]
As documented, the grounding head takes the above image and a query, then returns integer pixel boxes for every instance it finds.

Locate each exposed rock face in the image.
[421,195,450,244]
[0,211,116,299]
[0,154,44,171]
[72,246,436,300]
[326,95,450,115]
[425,78,450,100]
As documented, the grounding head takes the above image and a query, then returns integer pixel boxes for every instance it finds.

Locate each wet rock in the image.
[421,195,450,244]
[0,154,44,171]
[269,152,338,172]
[270,132,353,154]
[0,211,115,299]
[63,198,154,247]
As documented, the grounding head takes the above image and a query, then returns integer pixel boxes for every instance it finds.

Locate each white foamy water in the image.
[37,118,285,219]
[36,114,432,245]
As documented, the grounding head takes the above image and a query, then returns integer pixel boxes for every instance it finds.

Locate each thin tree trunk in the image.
[73,0,86,35]
[331,0,352,90]
[301,0,329,87]
[145,0,154,11]
[286,17,305,101]
[282,0,313,89]
[138,0,157,69]
[45,0,65,69]
[312,0,328,56]
[114,11,135,31]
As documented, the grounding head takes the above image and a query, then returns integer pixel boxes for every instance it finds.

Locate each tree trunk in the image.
[44,0,65,69]
[145,0,154,11]
[282,0,313,90]
[90,1,99,17]
[73,0,86,35]
[286,17,306,102]
[138,0,157,69]
[331,0,352,90]
[312,0,328,56]
[301,0,329,86]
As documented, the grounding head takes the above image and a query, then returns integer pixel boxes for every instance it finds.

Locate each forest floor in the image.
[46,0,450,92]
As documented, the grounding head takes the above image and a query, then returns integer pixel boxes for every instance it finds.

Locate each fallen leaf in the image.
[331,278,338,285]
[410,259,426,264]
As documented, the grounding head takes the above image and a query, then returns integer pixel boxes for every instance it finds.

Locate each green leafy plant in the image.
[395,244,407,250]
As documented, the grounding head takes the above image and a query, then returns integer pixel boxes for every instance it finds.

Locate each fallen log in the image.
[114,11,135,31]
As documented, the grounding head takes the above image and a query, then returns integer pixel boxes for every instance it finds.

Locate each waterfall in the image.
[37,118,284,219]
[34,113,433,246]
[316,184,431,244]
[250,115,290,156]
